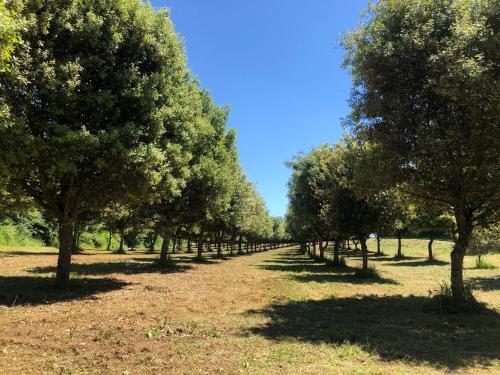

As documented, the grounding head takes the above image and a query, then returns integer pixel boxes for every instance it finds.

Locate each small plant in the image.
[427,282,483,313]
[475,257,497,270]
[354,265,380,279]
[145,319,174,339]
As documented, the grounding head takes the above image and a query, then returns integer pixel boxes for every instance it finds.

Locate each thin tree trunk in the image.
[319,239,325,260]
[197,230,204,260]
[159,234,171,264]
[428,236,434,261]
[333,239,340,266]
[171,236,177,254]
[238,234,243,254]
[360,235,368,270]
[118,230,125,254]
[376,235,381,255]
[55,221,74,289]
[106,231,112,251]
[187,236,192,253]
[450,211,472,301]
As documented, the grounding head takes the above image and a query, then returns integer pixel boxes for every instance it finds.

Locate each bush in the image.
[354,265,380,279]
[427,282,483,313]
[475,257,497,270]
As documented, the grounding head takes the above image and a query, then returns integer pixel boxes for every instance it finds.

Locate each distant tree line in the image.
[0,0,289,288]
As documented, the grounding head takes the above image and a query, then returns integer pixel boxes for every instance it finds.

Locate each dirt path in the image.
[0,246,498,374]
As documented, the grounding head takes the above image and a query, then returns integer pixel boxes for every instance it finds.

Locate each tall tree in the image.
[343,0,500,301]
[0,0,191,288]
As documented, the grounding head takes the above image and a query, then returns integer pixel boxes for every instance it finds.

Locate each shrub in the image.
[354,265,380,279]
[475,257,497,270]
[427,282,483,313]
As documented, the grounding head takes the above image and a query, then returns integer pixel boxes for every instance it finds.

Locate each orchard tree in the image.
[343,0,500,301]
[0,0,191,288]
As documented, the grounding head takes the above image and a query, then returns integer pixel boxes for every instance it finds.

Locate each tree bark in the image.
[106,231,112,251]
[171,236,177,254]
[428,236,434,261]
[187,236,192,253]
[319,239,325,260]
[55,222,74,289]
[360,235,368,270]
[159,234,171,264]
[197,230,204,260]
[333,239,340,266]
[118,230,125,254]
[376,235,381,255]
[450,210,473,301]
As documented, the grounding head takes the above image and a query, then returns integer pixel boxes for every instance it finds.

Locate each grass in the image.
[475,257,497,270]
[0,240,498,374]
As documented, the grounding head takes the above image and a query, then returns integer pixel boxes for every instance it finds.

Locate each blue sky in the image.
[151,1,368,217]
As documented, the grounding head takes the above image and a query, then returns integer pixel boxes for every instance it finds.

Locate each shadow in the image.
[247,295,500,369]
[469,276,500,291]
[0,276,129,306]
[291,272,399,285]
[28,261,192,276]
[0,251,59,256]
[389,259,449,267]
[260,252,399,285]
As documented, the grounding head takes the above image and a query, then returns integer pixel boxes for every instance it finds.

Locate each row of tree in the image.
[0,0,289,288]
[286,0,499,302]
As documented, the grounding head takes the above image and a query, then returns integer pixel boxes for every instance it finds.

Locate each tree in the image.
[343,0,500,301]
[410,203,454,261]
[0,0,191,288]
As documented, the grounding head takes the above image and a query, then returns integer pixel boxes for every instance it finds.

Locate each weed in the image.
[427,282,484,313]
[354,265,380,279]
[475,257,497,270]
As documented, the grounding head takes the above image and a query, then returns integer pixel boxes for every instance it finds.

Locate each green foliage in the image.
[474,257,496,270]
[354,266,380,279]
[427,282,482,313]
[342,0,500,300]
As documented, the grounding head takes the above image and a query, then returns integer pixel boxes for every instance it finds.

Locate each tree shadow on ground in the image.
[260,252,398,284]
[28,261,192,276]
[247,295,500,369]
[0,276,129,307]
[469,276,500,291]
[389,259,449,267]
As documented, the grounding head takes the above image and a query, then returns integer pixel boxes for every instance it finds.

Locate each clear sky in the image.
[151,0,368,217]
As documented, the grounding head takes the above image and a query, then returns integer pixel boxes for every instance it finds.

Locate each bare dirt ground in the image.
[0,242,499,374]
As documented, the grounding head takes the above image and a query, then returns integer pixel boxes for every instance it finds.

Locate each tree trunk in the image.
[159,234,171,264]
[118,230,125,254]
[238,234,243,254]
[360,235,368,270]
[197,230,204,260]
[450,210,473,301]
[171,236,177,254]
[187,236,192,253]
[333,239,340,266]
[319,239,325,260]
[217,239,222,258]
[397,232,402,257]
[428,236,434,261]
[300,242,306,254]
[376,235,381,255]
[106,231,112,251]
[148,232,158,253]
[55,222,74,289]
